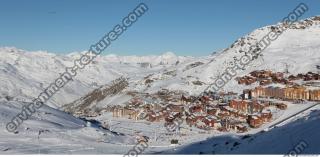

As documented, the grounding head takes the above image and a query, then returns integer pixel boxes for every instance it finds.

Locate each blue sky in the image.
[0,0,319,56]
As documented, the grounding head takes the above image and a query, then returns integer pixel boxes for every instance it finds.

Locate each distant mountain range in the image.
[0,16,319,154]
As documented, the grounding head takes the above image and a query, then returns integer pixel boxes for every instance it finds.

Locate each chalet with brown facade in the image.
[310,90,320,101]
[113,107,134,118]
[288,72,320,81]
[284,86,310,100]
[189,105,205,113]
[250,70,272,78]
[260,78,272,86]
[271,72,284,80]
[202,116,217,128]
[248,115,263,128]
[207,107,218,116]
[250,86,320,101]
[147,111,168,122]
[167,104,184,113]
[260,112,272,122]
[229,99,264,114]
[236,76,257,85]
[229,100,248,113]
[274,103,287,110]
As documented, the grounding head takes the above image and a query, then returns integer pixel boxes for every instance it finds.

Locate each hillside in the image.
[164,105,320,154]
[0,99,136,154]
[136,16,320,95]
[0,16,320,154]
[0,47,194,108]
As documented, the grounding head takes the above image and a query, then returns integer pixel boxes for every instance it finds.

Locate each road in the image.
[267,102,320,130]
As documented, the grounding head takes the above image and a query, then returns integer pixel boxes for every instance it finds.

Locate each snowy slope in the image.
[0,99,136,154]
[163,105,320,154]
[1,17,319,108]
[0,47,194,108]
[138,16,320,94]
[0,16,320,154]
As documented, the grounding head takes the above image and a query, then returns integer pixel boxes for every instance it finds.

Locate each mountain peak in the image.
[161,51,176,57]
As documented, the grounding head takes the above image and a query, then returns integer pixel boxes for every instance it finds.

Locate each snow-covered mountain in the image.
[0,47,194,108]
[134,16,320,94]
[101,51,186,66]
[2,16,319,108]
[0,16,320,154]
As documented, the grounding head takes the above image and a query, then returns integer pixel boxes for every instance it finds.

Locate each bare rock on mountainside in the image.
[63,77,129,117]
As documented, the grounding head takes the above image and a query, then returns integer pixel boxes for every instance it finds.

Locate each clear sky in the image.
[0,0,319,56]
